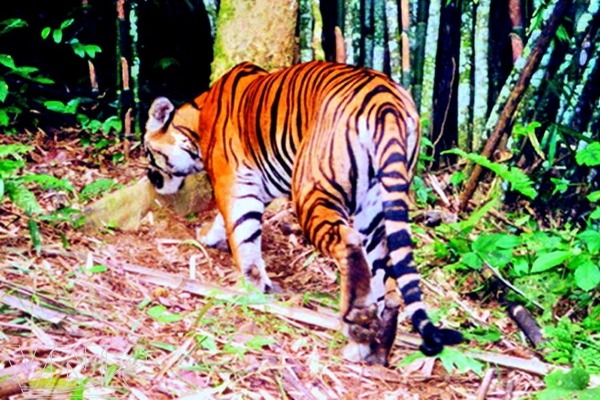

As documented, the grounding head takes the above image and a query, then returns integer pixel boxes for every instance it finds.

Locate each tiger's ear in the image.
[146,97,175,132]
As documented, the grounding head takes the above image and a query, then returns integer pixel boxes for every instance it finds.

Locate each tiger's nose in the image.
[147,168,164,189]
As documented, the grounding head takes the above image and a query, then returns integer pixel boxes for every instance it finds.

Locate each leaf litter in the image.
[0,132,549,399]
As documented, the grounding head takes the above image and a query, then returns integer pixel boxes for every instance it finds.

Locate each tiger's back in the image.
[145,61,462,366]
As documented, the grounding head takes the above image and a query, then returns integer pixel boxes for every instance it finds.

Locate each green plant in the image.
[443,148,538,199]
[41,18,102,59]
[0,18,54,131]
[536,367,600,399]
[543,310,600,374]
[79,178,123,203]
[0,143,78,252]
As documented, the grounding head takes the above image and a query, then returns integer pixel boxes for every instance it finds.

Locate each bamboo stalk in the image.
[203,0,219,38]
[373,0,386,72]
[363,0,374,68]
[115,0,127,134]
[459,0,572,211]
[472,0,490,152]
[419,0,442,139]
[129,0,141,135]
[299,0,313,62]
[556,1,599,130]
[400,0,411,89]
[412,0,428,108]
[457,0,474,151]
[570,30,599,133]
[344,0,361,65]
[312,0,325,61]
[385,0,401,82]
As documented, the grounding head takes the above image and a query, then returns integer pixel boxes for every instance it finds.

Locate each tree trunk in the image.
[210,0,299,82]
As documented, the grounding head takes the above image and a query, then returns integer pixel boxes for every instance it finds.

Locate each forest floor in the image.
[0,132,547,399]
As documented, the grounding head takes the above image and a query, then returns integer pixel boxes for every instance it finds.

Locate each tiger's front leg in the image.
[217,185,274,293]
[198,212,229,252]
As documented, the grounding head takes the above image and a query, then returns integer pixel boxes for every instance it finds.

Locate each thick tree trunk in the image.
[210,0,299,82]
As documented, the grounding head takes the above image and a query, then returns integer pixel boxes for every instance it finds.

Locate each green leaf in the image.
[146,305,184,324]
[0,178,4,199]
[20,174,74,192]
[0,18,28,35]
[28,219,42,254]
[531,251,572,273]
[149,341,176,352]
[0,109,8,127]
[574,263,600,291]
[79,178,122,202]
[102,115,122,133]
[6,181,42,215]
[60,18,74,30]
[464,327,502,344]
[84,44,102,59]
[44,100,76,114]
[578,230,600,254]
[461,252,482,270]
[576,142,600,167]
[0,143,33,158]
[245,336,276,350]
[41,26,51,39]
[0,54,16,70]
[545,367,589,390]
[0,77,8,102]
[0,160,25,177]
[52,28,62,43]
[437,347,484,376]
[590,208,600,220]
[587,191,600,203]
[83,264,108,274]
[196,335,218,351]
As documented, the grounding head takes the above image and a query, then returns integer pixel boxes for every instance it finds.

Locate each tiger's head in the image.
[144,97,204,195]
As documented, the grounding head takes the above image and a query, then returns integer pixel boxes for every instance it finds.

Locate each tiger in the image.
[144,61,463,365]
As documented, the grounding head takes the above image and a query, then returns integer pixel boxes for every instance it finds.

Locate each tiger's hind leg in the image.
[295,192,380,361]
[353,185,400,366]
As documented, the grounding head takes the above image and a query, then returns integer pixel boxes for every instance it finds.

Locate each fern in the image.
[20,173,74,192]
[79,178,122,202]
[0,143,33,158]
[0,159,25,177]
[444,148,538,199]
[5,180,43,215]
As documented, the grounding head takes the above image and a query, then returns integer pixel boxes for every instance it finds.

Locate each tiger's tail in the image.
[374,103,462,356]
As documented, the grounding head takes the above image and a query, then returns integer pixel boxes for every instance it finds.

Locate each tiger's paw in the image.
[342,342,371,363]
[198,232,229,252]
[243,263,277,294]
[420,325,464,356]
[343,303,380,343]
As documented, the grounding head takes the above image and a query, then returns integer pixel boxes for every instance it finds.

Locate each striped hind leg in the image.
[353,186,401,366]
[295,194,381,360]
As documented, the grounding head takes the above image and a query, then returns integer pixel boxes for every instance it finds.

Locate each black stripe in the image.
[240,228,262,244]
[386,229,411,250]
[233,211,263,229]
